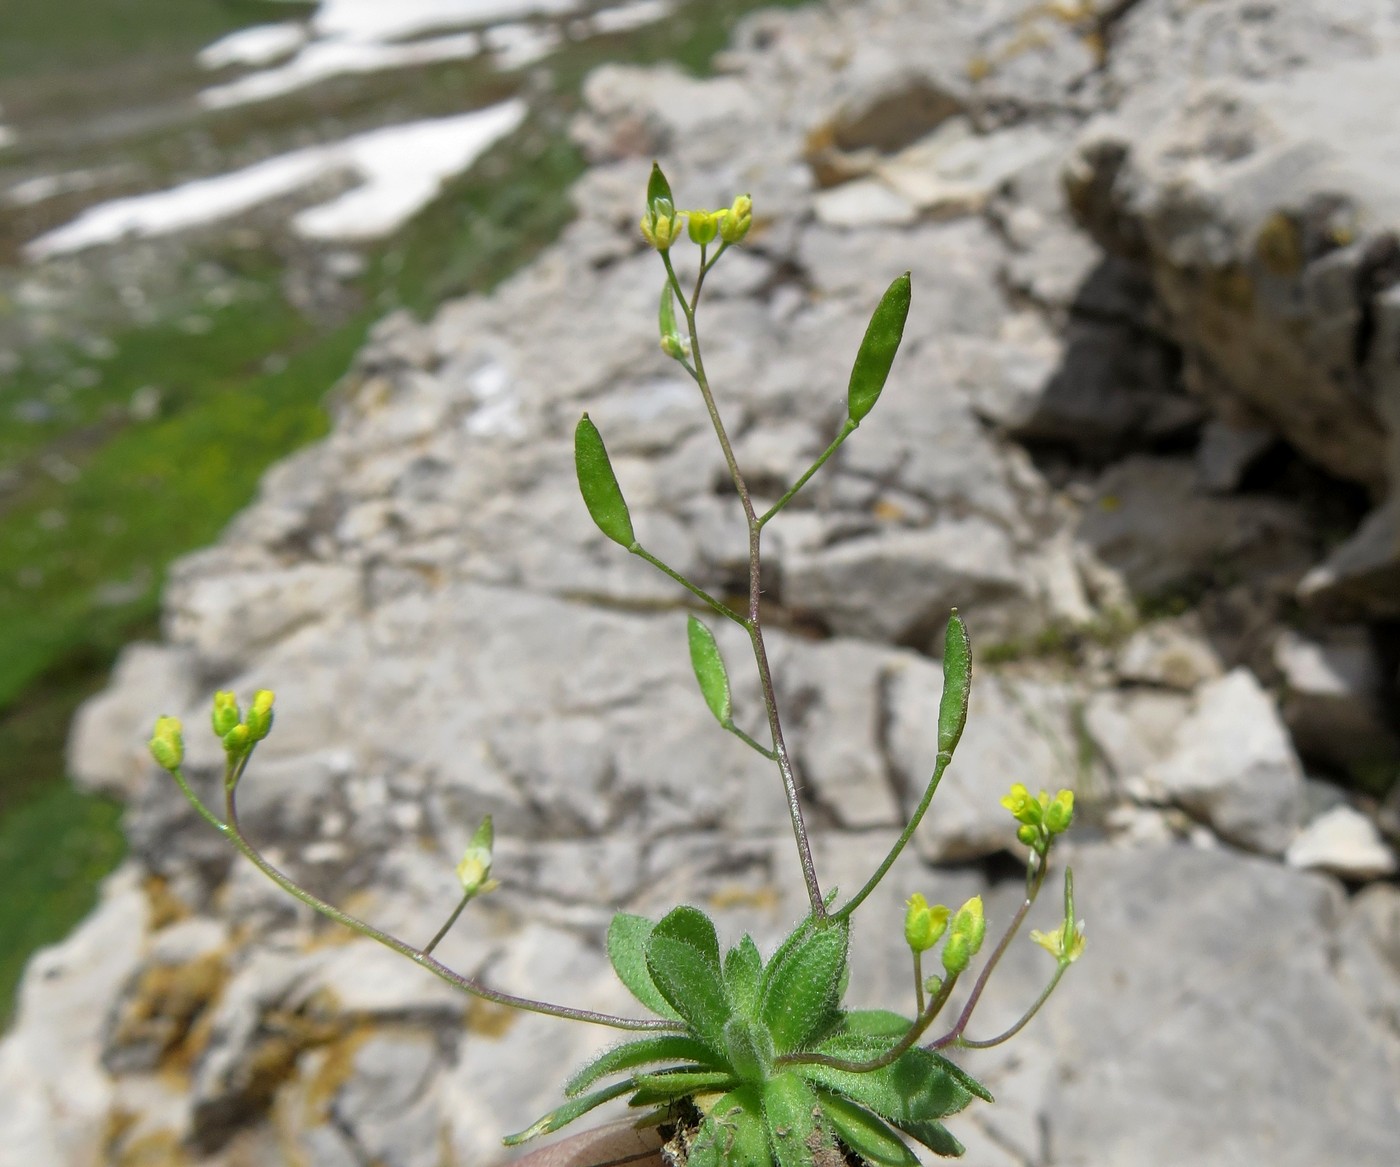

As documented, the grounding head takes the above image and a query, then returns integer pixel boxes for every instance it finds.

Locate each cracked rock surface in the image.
[5,2,1400,1165]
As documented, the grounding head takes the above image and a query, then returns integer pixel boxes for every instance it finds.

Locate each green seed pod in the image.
[937,611,972,755]
[846,272,911,424]
[574,414,636,549]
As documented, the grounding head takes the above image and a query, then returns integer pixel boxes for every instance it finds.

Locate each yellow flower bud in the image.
[904,893,950,953]
[941,933,971,976]
[148,716,184,771]
[1016,823,1040,848]
[1044,789,1074,835]
[211,690,241,738]
[640,198,682,251]
[718,194,751,244]
[222,723,251,758]
[456,816,499,898]
[246,689,275,742]
[687,208,719,247]
[949,895,986,956]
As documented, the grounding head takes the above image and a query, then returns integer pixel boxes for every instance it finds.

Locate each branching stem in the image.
[214,759,675,1032]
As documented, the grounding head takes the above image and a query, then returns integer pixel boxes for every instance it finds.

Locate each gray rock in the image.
[1274,626,1399,774]
[1286,805,1398,881]
[1077,456,1309,599]
[1136,668,1305,854]
[1114,615,1224,691]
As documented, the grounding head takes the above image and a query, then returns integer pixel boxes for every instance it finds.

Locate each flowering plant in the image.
[149,165,1084,1166]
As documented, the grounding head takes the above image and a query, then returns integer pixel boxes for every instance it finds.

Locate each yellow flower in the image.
[904,893,950,953]
[1030,923,1086,965]
[148,716,184,771]
[1000,783,1041,826]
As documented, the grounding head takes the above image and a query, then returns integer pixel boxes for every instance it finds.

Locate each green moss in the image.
[0,781,126,1029]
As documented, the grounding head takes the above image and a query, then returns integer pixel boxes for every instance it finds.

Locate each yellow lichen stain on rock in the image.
[708,884,781,913]
[108,951,228,1075]
[301,1023,376,1122]
[142,875,192,931]
[465,997,520,1040]
[1255,211,1304,277]
[1204,264,1255,313]
[115,1130,192,1167]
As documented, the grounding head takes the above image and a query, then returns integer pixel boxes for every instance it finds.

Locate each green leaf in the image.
[846,272,912,424]
[891,1118,965,1158]
[801,1042,983,1124]
[759,918,849,1053]
[763,1074,823,1167]
[502,1077,638,1145]
[836,1009,910,1039]
[565,1035,719,1096]
[575,414,635,549]
[724,935,764,1018]
[817,1091,920,1167]
[693,1087,770,1167]
[937,610,972,755]
[646,906,730,1044]
[629,1068,736,1107]
[722,1016,774,1083]
[607,913,681,1021]
[647,162,674,213]
[687,616,733,726]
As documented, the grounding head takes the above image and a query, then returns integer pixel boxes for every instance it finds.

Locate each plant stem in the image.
[913,951,926,1015]
[662,251,826,920]
[955,962,1068,1049]
[220,764,675,1032]
[927,858,1048,1051]
[726,721,778,760]
[829,750,954,925]
[423,892,472,957]
[758,419,857,528]
[630,545,745,627]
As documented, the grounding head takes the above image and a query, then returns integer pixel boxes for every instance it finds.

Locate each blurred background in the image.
[0,0,802,1028]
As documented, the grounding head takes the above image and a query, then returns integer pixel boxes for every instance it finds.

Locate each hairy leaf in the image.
[693,1086,769,1167]
[724,935,764,1018]
[565,1035,719,1096]
[760,918,849,1053]
[763,1074,823,1167]
[891,1118,966,1158]
[817,1090,920,1167]
[628,1068,735,1107]
[847,272,911,424]
[607,913,681,1021]
[646,907,729,1044]
[502,1078,638,1146]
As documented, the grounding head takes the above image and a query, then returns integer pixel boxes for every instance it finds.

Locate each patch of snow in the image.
[199,32,482,109]
[482,22,559,70]
[309,0,578,44]
[586,0,671,34]
[198,22,309,69]
[24,101,527,259]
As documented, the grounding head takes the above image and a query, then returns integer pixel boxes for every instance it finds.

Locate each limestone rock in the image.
[1286,805,1398,881]
[1136,668,1305,854]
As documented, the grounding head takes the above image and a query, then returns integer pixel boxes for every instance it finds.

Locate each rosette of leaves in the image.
[505,905,991,1165]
